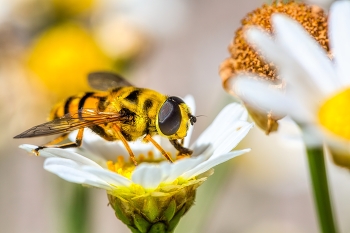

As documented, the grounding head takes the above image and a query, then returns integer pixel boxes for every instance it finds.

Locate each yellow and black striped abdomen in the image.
[49,92,109,120]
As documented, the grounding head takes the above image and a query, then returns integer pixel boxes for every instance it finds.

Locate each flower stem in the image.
[306,147,337,233]
[66,185,90,233]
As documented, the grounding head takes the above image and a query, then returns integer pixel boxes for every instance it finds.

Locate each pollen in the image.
[318,88,350,140]
[219,0,329,92]
[106,151,175,179]
[107,156,135,179]
[148,150,154,160]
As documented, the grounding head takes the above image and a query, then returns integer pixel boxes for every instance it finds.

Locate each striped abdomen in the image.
[49,92,109,120]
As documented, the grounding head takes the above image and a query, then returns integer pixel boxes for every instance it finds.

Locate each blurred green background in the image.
[1,0,349,232]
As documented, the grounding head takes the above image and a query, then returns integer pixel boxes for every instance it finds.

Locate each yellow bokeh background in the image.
[27,23,113,98]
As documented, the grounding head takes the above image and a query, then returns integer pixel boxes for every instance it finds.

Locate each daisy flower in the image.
[232,1,350,169]
[19,100,253,233]
[219,0,329,134]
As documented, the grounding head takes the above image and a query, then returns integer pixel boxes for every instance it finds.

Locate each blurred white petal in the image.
[246,21,331,105]
[329,1,350,86]
[272,14,338,94]
[234,77,314,123]
[98,0,189,39]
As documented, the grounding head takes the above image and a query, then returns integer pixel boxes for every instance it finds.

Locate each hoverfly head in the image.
[156,96,194,139]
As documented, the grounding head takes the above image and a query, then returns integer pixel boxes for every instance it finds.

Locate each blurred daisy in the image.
[20,101,253,232]
[219,0,329,134]
[233,1,350,168]
[94,0,189,39]
[92,0,189,61]
[27,23,113,98]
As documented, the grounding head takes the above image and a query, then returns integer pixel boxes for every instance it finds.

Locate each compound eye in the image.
[158,98,182,135]
[169,96,184,104]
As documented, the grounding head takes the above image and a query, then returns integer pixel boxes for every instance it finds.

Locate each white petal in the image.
[234,77,315,123]
[19,144,103,168]
[211,122,253,156]
[182,149,250,179]
[159,161,172,181]
[164,156,204,183]
[40,148,101,168]
[245,27,288,68]
[73,130,131,161]
[272,14,338,94]
[82,167,132,187]
[19,144,37,153]
[191,103,248,156]
[132,163,163,189]
[247,27,325,106]
[44,158,112,190]
[301,124,324,147]
[329,1,350,86]
[245,26,327,101]
[194,103,250,156]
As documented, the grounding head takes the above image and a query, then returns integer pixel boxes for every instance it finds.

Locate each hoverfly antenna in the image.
[189,114,197,125]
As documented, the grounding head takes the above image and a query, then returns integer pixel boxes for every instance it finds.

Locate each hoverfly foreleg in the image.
[144,134,174,163]
[169,139,193,157]
[112,125,138,166]
[45,133,69,146]
[33,128,84,156]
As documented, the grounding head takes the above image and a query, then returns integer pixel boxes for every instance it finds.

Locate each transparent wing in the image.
[14,109,128,138]
[88,71,134,91]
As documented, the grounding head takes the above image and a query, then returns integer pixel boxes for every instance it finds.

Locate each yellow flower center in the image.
[107,156,135,179]
[318,88,350,140]
[105,152,200,197]
[106,151,179,179]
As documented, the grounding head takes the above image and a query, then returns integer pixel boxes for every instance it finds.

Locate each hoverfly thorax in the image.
[156,96,196,140]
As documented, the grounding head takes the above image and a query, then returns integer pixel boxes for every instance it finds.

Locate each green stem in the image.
[306,147,337,233]
[66,185,90,233]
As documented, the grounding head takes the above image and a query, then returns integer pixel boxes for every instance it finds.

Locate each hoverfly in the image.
[14,72,197,166]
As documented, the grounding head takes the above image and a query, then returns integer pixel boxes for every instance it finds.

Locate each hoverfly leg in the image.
[169,139,193,157]
[33,146,45,156]
[46,133,69,145]
[112,125,138,166]
[144,134,174,163]
[32,129,84,155]
[33,133,69,156]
